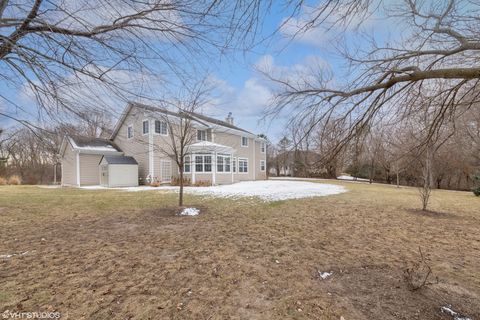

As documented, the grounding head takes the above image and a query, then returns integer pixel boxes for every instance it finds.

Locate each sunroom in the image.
[184,141,236,185]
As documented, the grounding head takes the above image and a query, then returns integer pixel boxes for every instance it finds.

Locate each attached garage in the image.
[99,155,138,187]
[59,135,124,187]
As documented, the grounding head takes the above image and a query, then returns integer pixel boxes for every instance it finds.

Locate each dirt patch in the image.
[406,208,457,219]
[321,265,479,320]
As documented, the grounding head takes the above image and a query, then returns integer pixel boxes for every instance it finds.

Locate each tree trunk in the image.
[179,168,184,207]
[396,171,400,188]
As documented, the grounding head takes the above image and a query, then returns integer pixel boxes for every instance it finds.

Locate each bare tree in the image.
[265,0,480,156]
[149,82,210,207]
[0,0,279,128]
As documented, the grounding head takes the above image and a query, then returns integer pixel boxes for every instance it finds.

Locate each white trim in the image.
[160,159,172,183]
[231,155,234,183]
[212,151,216,185]
[197,129,207,141]
[253,140,256,179]
[76,152,80,186]
[149,120,154,177]
[192,153,196,184]
[153,119,168,136]
[142,119,149,135]
[127,124,134,140]
[260,160,266,172]
[216,154,232,174]
[241,136,248,147]
[238,157,248,174]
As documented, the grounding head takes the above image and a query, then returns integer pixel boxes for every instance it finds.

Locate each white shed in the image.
[99,155,139,187]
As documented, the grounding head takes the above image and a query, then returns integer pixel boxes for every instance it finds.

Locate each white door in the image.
[100,165,109,186]
[161,160,172,183]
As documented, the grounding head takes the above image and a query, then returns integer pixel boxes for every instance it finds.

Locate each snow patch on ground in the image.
[337,175,369,181]
[77,180,347,201]
[184,180,347,201]
[441,306,472,320]
[318,271,333,280]
[0,251,29,259]
[179,207,200,216]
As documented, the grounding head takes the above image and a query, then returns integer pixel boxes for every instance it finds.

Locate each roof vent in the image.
[225,112,234,125]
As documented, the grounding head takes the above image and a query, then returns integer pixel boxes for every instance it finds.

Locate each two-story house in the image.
[60,102,267,187]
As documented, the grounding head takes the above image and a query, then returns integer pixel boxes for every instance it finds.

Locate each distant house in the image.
[269,150,324,177]
[59,102,267,187]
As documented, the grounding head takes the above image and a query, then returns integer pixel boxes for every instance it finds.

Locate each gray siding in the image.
[61,143,77,186]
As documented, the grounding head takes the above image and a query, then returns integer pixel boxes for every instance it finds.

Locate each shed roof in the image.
[59,135,123,157]
[101,155,138,165]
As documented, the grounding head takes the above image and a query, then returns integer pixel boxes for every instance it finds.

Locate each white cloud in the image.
[279,1,380,47]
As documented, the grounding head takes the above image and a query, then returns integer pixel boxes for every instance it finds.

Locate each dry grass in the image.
[0,177,6,185]
[0,181,479,319]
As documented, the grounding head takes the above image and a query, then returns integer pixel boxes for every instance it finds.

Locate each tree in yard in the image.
[153,83,210,207]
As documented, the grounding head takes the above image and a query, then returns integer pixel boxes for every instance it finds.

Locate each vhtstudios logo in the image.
[1,310,61,319]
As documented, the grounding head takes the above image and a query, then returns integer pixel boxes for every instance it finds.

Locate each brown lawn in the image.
[0,181,479,319]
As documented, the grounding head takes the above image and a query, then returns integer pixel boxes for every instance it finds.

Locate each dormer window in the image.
[197,129,206,141]
[241,136,248,147]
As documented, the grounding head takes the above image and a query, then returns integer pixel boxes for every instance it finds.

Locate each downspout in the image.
[148,120,154,179]
[192,153,196,185]
[253,139,256,180]
[76,152,80,187]
[212,151,216,185]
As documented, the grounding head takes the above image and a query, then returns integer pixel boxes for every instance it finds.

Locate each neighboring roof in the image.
[59,135,123,156]
[110,102,256,140]
[186,141,234,154]
[101,155,138,165]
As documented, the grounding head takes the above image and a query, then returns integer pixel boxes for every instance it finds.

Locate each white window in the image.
[195,154,212,172]
[127,125,134,139]
[197,130,206,141]
[233,157,237,173]
[155,120,168,135]
[261,142,266,153]
[217,154,231,173]
[241,136,248,147]
[142,120,149,135]
[184,156,191,173]
[238,158,248,173]
[260,160,266,171]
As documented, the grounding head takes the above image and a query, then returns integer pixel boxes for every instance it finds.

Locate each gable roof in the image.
[110,102,255,140]
[59,135,123,156]
[101,155,138,165]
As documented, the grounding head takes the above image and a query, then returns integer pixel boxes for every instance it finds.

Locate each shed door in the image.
[100,165,109,186]
[161,160,172,183]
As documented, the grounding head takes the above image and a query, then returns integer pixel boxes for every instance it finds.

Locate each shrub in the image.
[473,187,480,197]
[473,173,480,196]
[193,180,211,187]
[0,177,6,185]
[7,175,22,185]
[150,181,161,187]
[171,177,191,186]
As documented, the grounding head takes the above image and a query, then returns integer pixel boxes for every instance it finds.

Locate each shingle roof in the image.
[131,102,253,134]
[102,155,138,165]
[69,135,120,151]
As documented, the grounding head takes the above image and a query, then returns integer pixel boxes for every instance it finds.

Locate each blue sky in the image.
[0,0,396,142]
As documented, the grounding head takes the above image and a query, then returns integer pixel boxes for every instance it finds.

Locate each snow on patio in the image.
[183,180,346,201]
[77,180,347,201]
